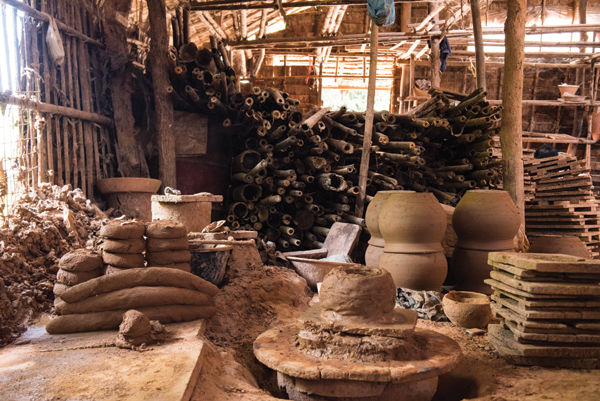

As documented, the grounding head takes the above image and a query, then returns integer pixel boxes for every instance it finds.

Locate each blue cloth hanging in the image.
[367,0,396,27]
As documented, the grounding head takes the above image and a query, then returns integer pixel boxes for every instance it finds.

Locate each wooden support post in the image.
[148,0,176,190]
[470,0,486,90]
[355,20,378,217]
[500,0,526,228]
[400,3,411,33]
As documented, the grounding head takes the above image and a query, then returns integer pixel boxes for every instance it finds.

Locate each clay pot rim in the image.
[444,291,490,305]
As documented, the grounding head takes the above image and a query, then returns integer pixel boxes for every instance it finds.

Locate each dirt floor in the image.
[194,260,600,401]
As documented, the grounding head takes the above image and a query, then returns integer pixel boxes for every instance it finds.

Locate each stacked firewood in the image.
[166,40,502,251]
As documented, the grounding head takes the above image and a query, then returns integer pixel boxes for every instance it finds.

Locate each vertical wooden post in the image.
[400,3,411,33]
[355,20,378,217]
[429,4,440,88]
[500,0,526,228]
[470,0,486,90]
[148,0,176,190]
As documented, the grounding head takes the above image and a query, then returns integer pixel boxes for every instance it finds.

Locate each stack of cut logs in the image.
[166,39,503,251]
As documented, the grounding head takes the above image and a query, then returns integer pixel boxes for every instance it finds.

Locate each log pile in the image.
[166,41,503,251]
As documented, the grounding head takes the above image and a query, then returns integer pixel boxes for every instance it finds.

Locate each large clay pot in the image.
[451,247,513,294]
[97,177,162,222]
[379,251,447,292]
[379,192,447,253]
[453,190,519,251]
[528,236,591,258]
[365,190,414,267]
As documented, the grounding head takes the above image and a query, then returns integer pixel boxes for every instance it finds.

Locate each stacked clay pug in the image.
[54,249,103,305]
[145,220,191,272]
[100,220,146,274]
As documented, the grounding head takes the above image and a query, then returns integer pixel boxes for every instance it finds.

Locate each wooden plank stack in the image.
[524,155,600,257]
[486,252,600,368]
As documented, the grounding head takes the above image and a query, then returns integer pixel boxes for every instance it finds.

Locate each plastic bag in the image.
[46,17,65,66]
[367,0,396,27]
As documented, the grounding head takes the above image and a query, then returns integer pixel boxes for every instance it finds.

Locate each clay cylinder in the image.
[452,189,519,251]
[364,190,414,268]
[379,192,446,253]
[379,252,447,292]
[451,247,513,295]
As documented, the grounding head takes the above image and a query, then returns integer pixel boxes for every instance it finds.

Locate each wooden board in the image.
[485,279,579,299]
[488,252,600,273]
[493,288,600,309]
[504,320,600,344]
[490,271,600,296]
[322,222,362,258]
[492,263,600,283]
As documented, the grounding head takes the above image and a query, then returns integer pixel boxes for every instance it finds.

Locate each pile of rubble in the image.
[0,183,107,345]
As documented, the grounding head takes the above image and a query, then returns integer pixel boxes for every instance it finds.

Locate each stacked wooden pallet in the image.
[524,155,600,257]
[486,252,600,368]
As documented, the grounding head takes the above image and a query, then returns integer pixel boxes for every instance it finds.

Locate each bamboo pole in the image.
[355,20,377,217]
[470,0,486,90]
[29,19,40,187]
[148,0,176,189]
[500,0,525,227]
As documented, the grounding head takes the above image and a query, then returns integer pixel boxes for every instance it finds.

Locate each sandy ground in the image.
[192,258,600,401]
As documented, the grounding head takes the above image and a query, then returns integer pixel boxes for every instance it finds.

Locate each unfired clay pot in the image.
[379,192,447,253]
[528,236,591,258]
[442,291,492,329]
[452,190,519,251]
[451,247,513,295]
[364,190,414,267]
[379,251,447,292]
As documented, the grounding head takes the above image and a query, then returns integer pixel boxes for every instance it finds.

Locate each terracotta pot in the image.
[451,247,513,295]
[528,236,591,258]
[379,251,447,292]
[365,190,414,267]
[97,178,162,222]
[442,291,492,329]
[379,192,446,253]
[453,190,519,251]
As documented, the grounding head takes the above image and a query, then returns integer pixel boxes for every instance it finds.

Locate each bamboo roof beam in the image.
[189,0,437,11]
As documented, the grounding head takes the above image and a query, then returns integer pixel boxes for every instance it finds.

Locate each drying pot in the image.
[379,251,447,292]
[453,189,519,251]
[379,192,446,253]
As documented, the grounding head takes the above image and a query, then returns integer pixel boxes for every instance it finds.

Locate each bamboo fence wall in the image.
[1,0,117,202]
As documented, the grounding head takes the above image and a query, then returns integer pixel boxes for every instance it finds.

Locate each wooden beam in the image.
[429,3,440,87]
[190,0,437,11]
[500,0,526,227]
[355,20,378,218]
[470,0,486,90]
[413,3,444,33]
[148,0,176,189]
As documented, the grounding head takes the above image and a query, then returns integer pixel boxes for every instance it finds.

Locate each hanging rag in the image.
[367,0,396,27]
[427,38,452,73]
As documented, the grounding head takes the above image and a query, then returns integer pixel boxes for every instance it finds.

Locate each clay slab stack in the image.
[100,220,146,274]
[54,249,103,304]
[524,155,600,257]
[485,252,600,368]
[145,220,191,272]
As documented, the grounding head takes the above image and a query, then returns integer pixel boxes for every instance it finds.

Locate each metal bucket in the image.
[189,243,233,286]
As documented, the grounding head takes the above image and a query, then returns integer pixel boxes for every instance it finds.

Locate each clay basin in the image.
[442,291,492,329]
[97,177,162,194]
[286,257,355,291]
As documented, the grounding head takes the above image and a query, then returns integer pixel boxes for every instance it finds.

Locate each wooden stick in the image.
[76,3,96,197]
[355,20,377,217]
[470,0,486,90]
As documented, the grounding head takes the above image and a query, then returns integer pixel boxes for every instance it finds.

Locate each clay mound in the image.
[60,267,219,303]
[46,305,218,334]
[53,283,70,298]
[102,251,145,268]
[56,286,214,315]
[151,263,191,273]
[146,237,189,252]
[115,310,166,348]
[99,220,145,239]
[145,220,187,239]
[102,238,146,254]
[146,250,191,265]
[58,249,103,272]
[56,268,101,286]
